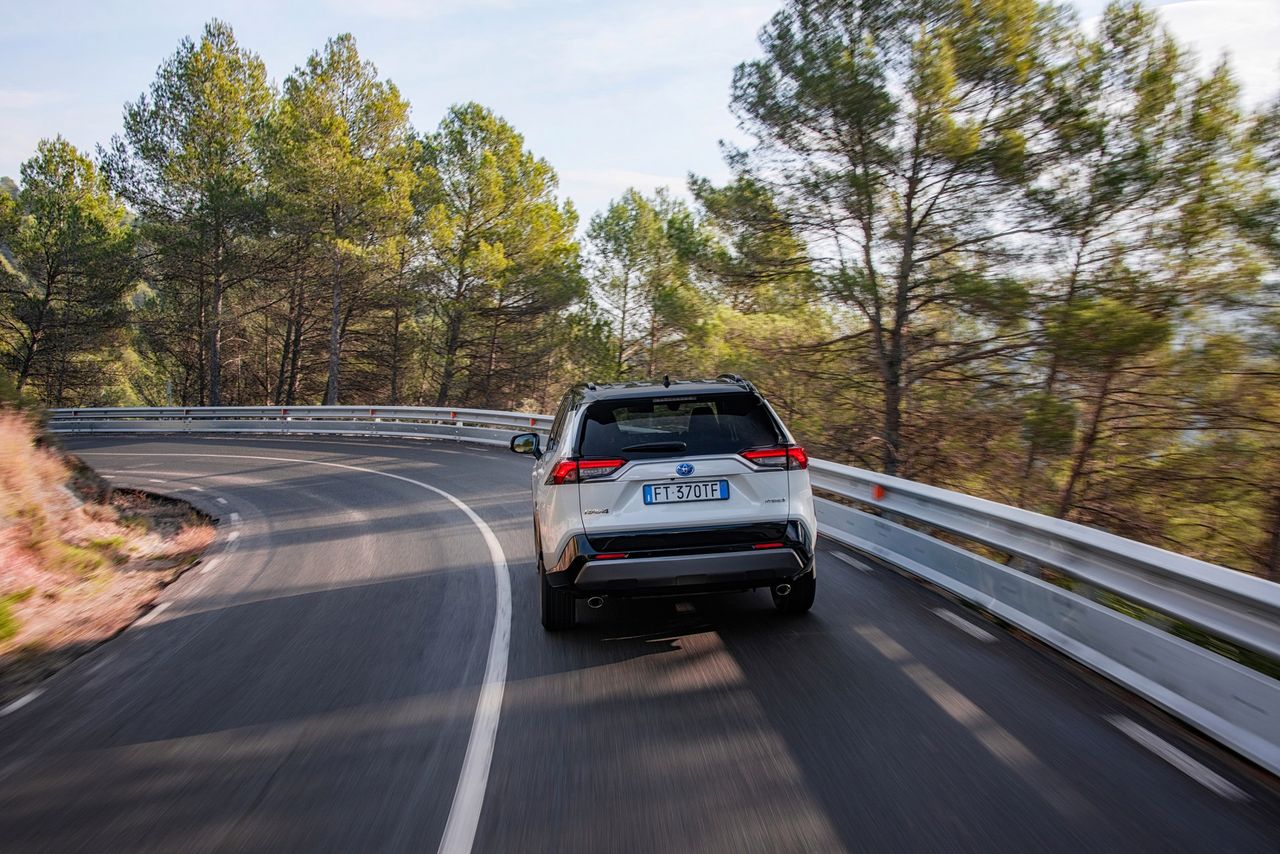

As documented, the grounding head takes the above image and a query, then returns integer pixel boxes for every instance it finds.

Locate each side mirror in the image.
[510,432,541,458]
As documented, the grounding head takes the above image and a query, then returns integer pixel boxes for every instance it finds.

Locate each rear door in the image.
[573,392,790,537]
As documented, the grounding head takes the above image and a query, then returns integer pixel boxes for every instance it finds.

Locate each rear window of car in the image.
[578,392,782,458]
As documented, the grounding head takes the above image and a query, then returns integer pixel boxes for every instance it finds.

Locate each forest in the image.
[1,0,1277,578]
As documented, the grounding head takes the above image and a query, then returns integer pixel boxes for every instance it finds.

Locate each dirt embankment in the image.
[0,411,214,703]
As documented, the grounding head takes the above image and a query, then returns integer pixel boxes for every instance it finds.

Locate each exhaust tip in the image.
[775,583,792,597]
[587,596,606,609]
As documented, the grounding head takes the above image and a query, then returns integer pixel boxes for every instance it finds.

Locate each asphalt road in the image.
[1,436,1277,853]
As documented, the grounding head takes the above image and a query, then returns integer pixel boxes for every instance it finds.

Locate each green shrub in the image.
[0,599,19,642]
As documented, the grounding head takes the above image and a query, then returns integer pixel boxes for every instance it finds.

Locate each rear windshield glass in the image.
[578,392,782,458]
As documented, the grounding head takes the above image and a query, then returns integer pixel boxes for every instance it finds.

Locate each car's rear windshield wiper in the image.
[621,441,687,452]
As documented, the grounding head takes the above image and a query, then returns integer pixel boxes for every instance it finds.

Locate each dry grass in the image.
[0,411,214,701]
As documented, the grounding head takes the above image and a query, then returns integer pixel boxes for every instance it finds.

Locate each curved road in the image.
[1,436,1277,852]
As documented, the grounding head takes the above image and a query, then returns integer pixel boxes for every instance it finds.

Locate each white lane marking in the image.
[188,486,204,492]
[216,497,228,505]
[1107,716,1248,801]
[200,558,221,575]
[87,655,116,675]
[829,551,872,572]
[147,478,166,484]
[0,689,42,716]
[84,451,512,854]
[931,608,996,643]
[229,512,241,524]
[136,601,170,626]
[227,531,240,542]
[856,625,1093,818]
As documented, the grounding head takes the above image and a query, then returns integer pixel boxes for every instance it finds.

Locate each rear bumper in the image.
[573,548,807,593]
[546,521,813,596]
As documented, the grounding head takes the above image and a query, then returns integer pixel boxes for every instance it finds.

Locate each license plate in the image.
[643,480,730,505]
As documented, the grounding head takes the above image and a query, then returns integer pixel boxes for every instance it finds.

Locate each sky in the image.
[1,0,1277,222]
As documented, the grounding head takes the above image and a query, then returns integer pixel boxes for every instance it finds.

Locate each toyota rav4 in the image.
[509,375,817,630]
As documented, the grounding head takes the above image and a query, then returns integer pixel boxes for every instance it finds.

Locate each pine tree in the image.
[101,19,273,406]
[0,137,135,405]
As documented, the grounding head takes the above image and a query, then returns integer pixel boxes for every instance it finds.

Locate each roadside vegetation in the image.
[0,403,213,702]
[0,0,1276,578]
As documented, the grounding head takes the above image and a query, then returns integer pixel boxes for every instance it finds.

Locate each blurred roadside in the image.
[0,392,213,704]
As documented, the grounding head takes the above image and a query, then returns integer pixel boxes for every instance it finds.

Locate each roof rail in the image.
[716,373,757,392]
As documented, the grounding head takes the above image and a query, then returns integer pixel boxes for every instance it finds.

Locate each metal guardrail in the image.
[809,460,1280,777]
[48,405,553,447]
[47,405,1280,775]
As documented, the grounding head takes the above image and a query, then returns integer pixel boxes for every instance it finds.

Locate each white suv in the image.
[510,375,818,630]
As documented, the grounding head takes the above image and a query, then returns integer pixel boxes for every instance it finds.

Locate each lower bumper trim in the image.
[570,548,806,593]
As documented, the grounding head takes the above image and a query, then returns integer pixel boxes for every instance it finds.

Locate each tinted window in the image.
[578,392,781,458]
[546,394,573,451]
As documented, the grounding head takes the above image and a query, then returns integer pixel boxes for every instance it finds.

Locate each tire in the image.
[773,569,816,615]
[540,567,576,630]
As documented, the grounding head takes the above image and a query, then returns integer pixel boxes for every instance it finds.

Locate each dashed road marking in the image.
[147,478,166,484]
[229,512,241,524]
[1107,716,1248,801]
[0,690,42,717]
[216,497,228,505]
[227,531,240,542]
[931,607,996,643]
[136,602,170,626]
[200,558,221,575]
[829,551,872,572]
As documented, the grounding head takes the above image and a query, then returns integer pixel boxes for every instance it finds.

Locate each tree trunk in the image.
[196,278,207,406]
[1021,242,1088,487]
[1260,485,1280,583]
[435,307,465,407]
[324,250,342,405]
[16,275,56,393]
[648,309,657,380]
[389,250,407,405]
[390,300,403,406]
[880,160,920,478]
[882,240,914,477]
[616,275,629,376]
[1057,369,1113,518]
[881,358,902,476]
[273,276,297,406]
[208,274,223,406]
[482,309,501,407]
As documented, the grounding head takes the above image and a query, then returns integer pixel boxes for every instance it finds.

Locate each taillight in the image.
[740,446,808,470]
[547,458,626,485]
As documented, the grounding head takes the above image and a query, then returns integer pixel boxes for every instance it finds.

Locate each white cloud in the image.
[1142,1,1277,106]
[0,90,57,110]
[540,0,774,83]
[322,0,521,21]
[557,168,692,222]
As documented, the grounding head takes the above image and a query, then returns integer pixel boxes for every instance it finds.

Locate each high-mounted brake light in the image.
[547,458,627,485]
[740,446,809,470]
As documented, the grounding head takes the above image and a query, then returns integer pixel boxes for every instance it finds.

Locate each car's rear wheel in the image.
[540,566,576,630]
[773,568,815,615]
